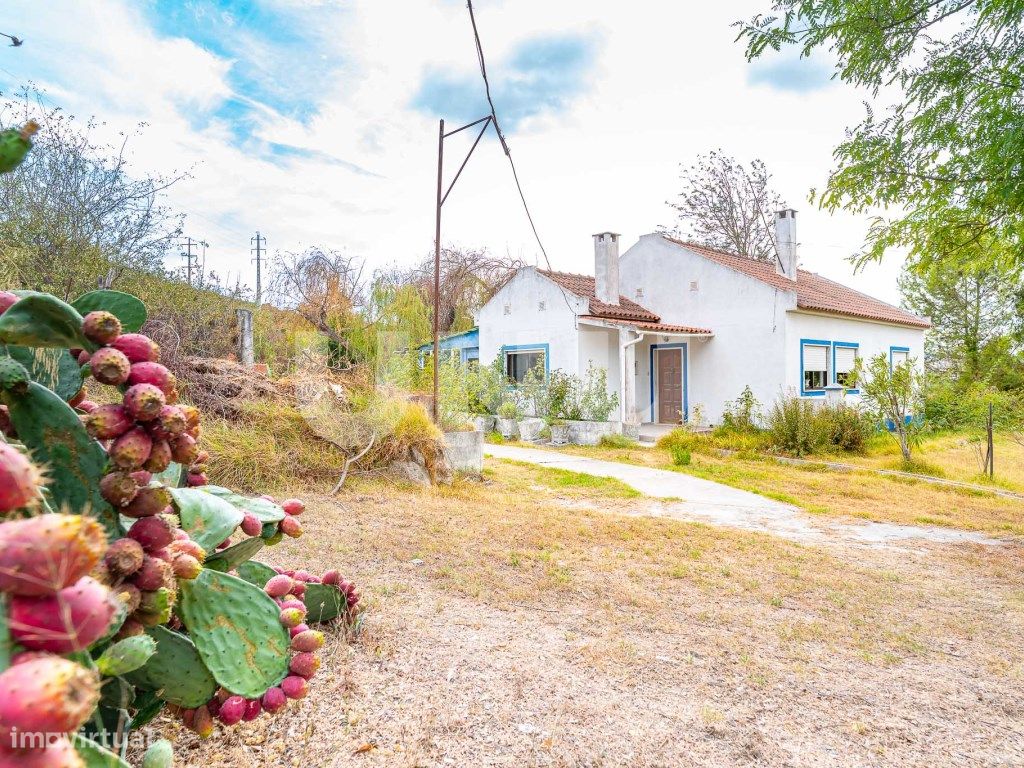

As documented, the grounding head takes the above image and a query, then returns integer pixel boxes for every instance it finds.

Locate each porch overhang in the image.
[577,315,714,338]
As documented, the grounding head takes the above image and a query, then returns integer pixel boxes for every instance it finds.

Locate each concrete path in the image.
[486,444,1001,548]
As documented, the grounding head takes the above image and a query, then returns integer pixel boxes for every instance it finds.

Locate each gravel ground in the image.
[159,474,1024,768]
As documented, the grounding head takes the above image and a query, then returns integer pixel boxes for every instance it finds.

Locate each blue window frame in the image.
[649,343,688,423]
[501,343,550,383]
[832,341,860,393]
[889,346,910,371]
[800,338,831,396]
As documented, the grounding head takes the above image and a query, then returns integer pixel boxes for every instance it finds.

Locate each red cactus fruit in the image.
[179,404,200,429]
[289,652,320,679]
[218,695,246,726]
[127,515,175,552]
[195,449,210,465]
[104,538,145,577]
[243,698,262,722]
[0,655,99,741]
[280,675,308,700]
[0,514,106,597]
[264,574,295,598]
[77,349,91,366]
[0,291,18,315]
[280,598,305,613]
[99,471,139,507]
[170,433,199,465]
[0,734,85,767]
[111,333,159,364]
[115,583,142,614]
[191,704,214,739]
[0,442,43,513]
[127,361,175,392]
[8,576,118,653]
[109,427,153,470]
[81,310,122,345]
[279,607,305,628]
[123,485,171,519]
[186,472,208,487]
[290,581,306,597]
[77,399,98,413]
[168,539,206,562]
[172,554,202,580]
[289,623,310,638]
[261,686,287,714]
[85,404,134,440]
[143,439,172,473]
[292,570,315,582]
[151,405,187,439]
[132,556,173,591]
[89,346,131,386]
[240,513,262,538]
[123,383,165,422]
[279,516,303,538]
[281,498,305,516]
[291,629,325,653]
[321,570,341,586]
[0,405,13,439]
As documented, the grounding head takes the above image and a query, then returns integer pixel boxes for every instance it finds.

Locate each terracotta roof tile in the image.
[580,316,712,335]
[538,269,660,323]
[662,237,931,329]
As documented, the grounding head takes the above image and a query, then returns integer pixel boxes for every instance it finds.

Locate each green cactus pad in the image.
[72,290,148,333]
[153,461,185,488]
[170,487,244,550]
[74,735,132,768]
[0,381,117,536]
[203,535,265,573]
[304,583,346,623]
[3,346,83,400]
[236,560,277,588]
[129,689,166,731]
[178,569,291,697]
[123,626,217,708]
[98,676,135,710]
[97,634,157,676]
[0,356,30,391]
[0,292,91,349]
[203,486,286,523]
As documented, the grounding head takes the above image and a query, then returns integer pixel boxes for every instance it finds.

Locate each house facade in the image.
[477,210,929,426]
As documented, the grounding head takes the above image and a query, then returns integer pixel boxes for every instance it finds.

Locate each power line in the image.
[465,0,554,274]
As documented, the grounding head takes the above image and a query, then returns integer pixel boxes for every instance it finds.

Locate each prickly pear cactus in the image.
[204,535,265,572]
[236,560,277,587]
[123,626,217,708]
[0,292,91,349]
[3,345,83,400]
[71,290,147,333]
[303,582,346,623]
[203,486,286,524]
[178,570,291,698]
[170,487,244,550]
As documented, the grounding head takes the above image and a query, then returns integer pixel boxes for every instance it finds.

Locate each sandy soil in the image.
[159,470,1024,768]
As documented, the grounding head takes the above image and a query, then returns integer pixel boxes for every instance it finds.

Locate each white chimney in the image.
[774,209,798,280]
[593,232,620,305]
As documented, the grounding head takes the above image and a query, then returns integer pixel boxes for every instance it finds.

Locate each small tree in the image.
[853,353,923,462]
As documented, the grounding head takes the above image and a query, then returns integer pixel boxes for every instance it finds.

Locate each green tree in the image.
[853,353,924,462]
[737,2,1024,267]
[899,250,1023,382]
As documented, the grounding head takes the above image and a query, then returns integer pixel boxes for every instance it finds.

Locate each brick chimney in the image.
[774,209,798,280]
[593,232,620,305]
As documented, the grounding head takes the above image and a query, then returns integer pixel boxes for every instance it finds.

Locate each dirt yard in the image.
[158,460,1024,767]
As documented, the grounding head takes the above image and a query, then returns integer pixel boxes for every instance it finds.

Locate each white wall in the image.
[784,311,926,400]
[620,234,794,424]
[578,325,621,418]
[477,267,586,374]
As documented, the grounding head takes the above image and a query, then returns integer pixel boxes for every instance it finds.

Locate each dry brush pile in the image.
[0,289,363,767]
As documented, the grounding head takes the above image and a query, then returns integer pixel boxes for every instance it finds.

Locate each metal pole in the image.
[432,119,444,423]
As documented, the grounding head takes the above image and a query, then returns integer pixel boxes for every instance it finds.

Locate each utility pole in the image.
[180,237,200,286]
[431,114,493,423]
[251,232,266,306]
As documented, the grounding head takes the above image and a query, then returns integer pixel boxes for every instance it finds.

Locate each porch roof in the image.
[579,315,713,336]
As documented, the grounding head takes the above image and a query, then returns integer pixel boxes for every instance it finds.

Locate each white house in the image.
[477,210,929,426]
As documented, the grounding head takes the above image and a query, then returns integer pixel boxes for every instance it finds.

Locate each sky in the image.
[0,0,908,304]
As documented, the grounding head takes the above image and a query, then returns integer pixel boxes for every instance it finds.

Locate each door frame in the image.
[649,342,688,424]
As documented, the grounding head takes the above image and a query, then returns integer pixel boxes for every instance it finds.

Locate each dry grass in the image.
[162,459,1024,767]
[533,441,1024,535]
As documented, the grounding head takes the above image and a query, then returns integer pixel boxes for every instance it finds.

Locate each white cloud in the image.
[0,0,908,304]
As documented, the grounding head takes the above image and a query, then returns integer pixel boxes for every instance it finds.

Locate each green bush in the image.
[819,402,872,453]
[670,445,692,466]
[598,433,638,449]
[709,425,772,452]
[721,385,761,432]
[923,376,1022,431]
[766,397,828,456]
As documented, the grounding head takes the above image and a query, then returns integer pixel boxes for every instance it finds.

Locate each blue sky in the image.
[0,0,906,302]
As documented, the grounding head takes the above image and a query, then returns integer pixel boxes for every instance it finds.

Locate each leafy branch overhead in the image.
[737,0,1024,267]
